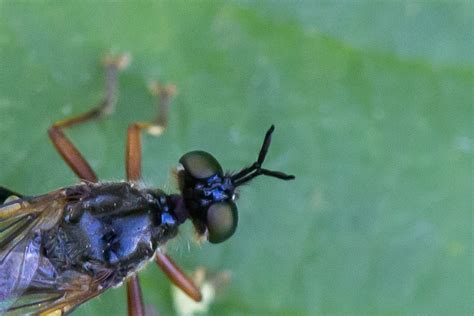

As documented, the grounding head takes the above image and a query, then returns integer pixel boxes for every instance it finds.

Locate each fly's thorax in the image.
[63,182,177,226]
[50,182,181,273]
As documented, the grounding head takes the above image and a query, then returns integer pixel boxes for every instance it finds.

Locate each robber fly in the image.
[0,55,294,315]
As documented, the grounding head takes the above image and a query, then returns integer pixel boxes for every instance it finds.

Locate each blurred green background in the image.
[0,2,472,315]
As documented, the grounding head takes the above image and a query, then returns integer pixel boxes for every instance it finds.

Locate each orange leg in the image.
[46,54,144,315]
[125,84,202,313]
[125,122,145,316]
[48,54,130,182]
[126,276,145,316]
[155,253,202,302]
[47,55,201,314]
[124,83,176,180]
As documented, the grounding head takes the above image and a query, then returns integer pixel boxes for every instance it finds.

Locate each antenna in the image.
[231,125,295,186]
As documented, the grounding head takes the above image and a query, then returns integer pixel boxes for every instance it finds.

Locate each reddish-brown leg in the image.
[155,252,202,302]
[125,84,202,312]
[125,122,146,316]
[125,84,176,316]
[48,127,98,182]
[48,54,130,182]
[127,276,145,316]
[46,54,142,315]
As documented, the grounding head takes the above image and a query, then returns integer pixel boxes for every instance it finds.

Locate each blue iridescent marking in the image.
[161,212,176,225]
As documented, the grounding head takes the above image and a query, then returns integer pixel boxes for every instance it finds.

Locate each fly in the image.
[0,54,294,315]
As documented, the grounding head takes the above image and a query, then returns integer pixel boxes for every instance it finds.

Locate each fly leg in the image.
[125,83,176,316]
[125,83,176,181]
[125,85,201,316]
[155,252,203,301]
[126,275,145,316]
[42,56,129,315]
[48,54,131,182]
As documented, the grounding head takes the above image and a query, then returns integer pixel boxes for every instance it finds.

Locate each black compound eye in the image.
[179,151,223,179]
[206,202,238,244]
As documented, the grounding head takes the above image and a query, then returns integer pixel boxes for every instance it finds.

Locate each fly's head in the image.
[176,125,295,244]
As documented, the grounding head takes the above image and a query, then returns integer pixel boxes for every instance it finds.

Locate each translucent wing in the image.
[0,190,68,314]
[0,190,66,260]
[0,232,41,313]
[0,189,113,315]
[5,267,107,316]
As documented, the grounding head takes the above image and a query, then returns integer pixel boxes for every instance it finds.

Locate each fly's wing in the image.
[4,270,104,316]
[0,189,114,315]
[0,232,41,313]
[0,190,68,314]
[0,190,66,261]
[5,268,109,316]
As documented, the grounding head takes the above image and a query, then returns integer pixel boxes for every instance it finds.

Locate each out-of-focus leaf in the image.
[0,2,471,315]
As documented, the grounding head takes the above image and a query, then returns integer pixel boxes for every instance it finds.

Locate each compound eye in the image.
[206,202,238,244]
[179,151,223,179]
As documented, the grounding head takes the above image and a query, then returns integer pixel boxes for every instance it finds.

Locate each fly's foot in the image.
[172,267,231,316]
[103,53,132,70]
[139,81,177,136]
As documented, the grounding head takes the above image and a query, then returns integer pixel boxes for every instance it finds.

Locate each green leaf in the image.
[0,2,471,315]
